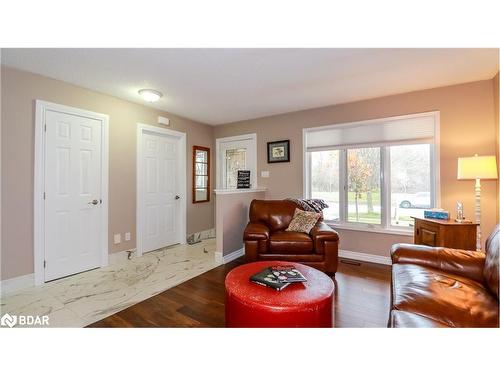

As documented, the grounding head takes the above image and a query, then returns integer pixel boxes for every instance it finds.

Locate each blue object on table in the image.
[424,210,450,220]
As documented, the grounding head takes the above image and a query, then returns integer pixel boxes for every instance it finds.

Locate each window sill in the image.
[326,222,413,236]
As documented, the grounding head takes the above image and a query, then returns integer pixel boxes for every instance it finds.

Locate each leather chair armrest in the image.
[243,223,270,241]
[391,243,486,283]
[310,221,339,273]
[310,221,339,242]
[311,221,339,255]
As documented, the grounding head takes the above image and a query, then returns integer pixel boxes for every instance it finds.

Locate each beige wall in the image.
[1,66,215,280]
[2,64,498,279]
[215,191,266,256]
[214,79,499,256]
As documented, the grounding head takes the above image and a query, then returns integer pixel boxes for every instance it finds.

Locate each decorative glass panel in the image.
[195,189,208,201]
[193,146,210,203]
[196,175,208,188]
[195,162,207,176]
[196,150,207,163]
[225,148,246,189]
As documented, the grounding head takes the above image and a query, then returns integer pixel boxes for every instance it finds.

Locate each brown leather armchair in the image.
[389,225,499,328]
[243,200,339,274]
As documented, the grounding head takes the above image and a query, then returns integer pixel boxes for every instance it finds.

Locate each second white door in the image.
[140,130,182,253]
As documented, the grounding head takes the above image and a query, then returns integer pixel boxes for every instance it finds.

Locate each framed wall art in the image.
[267,140,290,163]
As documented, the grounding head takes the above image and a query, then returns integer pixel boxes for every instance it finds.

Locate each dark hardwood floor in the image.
[87,258,391,328]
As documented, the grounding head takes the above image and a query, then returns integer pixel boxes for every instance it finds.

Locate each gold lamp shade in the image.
[457,155,498,180]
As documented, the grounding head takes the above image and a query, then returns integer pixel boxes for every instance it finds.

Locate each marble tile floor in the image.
[0,239,220,328]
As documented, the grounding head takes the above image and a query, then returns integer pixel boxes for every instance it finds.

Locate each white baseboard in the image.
[215,248,245,264]
[224,248,245,263]
[339,249,392,265]
[0,273,35,296]
[215,249,390,266]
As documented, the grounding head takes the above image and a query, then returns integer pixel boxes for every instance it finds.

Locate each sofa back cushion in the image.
[249,200,300,232]
[484,225,499,299]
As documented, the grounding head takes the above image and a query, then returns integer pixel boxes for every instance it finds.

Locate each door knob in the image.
[88,199,99,205]
[175,195,180,200]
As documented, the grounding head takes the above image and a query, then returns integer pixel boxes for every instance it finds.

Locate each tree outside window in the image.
[347,148,381,224]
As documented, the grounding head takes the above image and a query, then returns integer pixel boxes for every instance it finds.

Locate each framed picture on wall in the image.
[267,140,290,163]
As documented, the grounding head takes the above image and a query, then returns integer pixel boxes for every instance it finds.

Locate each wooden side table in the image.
[412,216,478,251]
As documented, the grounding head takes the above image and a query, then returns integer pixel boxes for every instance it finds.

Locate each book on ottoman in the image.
[250,266,307,291]
[269,265,307,283]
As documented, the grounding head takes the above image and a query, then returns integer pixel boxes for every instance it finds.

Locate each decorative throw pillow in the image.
[285,208,321,234]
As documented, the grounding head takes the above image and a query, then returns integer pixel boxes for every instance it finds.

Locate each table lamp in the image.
[457,154,498,250]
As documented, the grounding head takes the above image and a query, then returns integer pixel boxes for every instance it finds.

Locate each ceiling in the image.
[1,48,498,125]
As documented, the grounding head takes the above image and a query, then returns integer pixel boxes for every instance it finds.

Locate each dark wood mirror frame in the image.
[192,146,210,203]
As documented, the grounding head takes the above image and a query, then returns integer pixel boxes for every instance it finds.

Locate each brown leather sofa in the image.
[243,200,339,274]
[389,225,499,328]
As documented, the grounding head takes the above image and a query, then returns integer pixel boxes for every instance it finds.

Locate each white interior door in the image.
[44,110,104,281]
[140,130,181,253]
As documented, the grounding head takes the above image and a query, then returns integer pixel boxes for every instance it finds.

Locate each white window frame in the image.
[303,111,440,235]
[215,133,257,190]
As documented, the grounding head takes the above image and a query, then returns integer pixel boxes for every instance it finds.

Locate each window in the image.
[225,148,246,189]
[389,144,431,227]
[304,112,438,232]
[216,134,257,189]
[193,146,210,203]
[311,150,340,220]
[347,147,381,224]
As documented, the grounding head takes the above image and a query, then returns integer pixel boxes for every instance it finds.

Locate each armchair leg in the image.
[244,241,259,263]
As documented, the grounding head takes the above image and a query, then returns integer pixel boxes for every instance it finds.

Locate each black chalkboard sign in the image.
[237,170,251,189]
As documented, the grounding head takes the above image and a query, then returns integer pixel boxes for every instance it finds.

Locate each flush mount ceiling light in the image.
[138,89,163,103]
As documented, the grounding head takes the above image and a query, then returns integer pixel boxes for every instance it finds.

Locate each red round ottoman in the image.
[225,261,334,328]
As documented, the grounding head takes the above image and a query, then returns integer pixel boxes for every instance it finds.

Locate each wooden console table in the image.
[412,217,478,251]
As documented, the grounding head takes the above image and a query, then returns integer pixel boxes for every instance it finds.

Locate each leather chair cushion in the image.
[392,264,499,328]
[249,200,300,232]
[269,231,313,254]
[390,310,450,328]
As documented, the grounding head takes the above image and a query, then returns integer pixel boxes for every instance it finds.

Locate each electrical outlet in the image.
[261,171,270,178]
[114,233,121,244]
[125,232,131,241]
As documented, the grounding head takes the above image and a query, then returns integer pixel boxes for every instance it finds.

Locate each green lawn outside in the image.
[313,190,381,204]
[346,213,414,226]
[314,190,414,227]
[347,211,381,224]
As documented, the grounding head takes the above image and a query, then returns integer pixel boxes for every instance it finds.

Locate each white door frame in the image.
[136,123,187,257]
[34,100,109,286]
[215,133,257,189]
